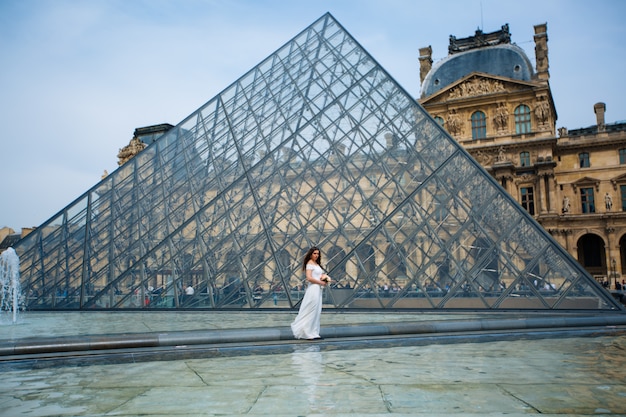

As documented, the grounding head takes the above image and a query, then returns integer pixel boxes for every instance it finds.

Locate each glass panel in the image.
[12,13,620,311]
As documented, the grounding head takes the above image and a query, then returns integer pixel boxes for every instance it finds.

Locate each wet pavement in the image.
[1,311,626,416]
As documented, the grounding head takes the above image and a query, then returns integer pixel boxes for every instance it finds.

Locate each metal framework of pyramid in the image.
[14,13,622,311]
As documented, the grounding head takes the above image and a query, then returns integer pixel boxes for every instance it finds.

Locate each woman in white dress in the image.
[291,247,331,340]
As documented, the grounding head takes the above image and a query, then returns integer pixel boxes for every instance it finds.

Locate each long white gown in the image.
[291,263,324,339]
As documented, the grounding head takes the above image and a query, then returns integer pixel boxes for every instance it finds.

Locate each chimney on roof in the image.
[418,46,433,86]
[594,102,606,132]
[533,23,549,81]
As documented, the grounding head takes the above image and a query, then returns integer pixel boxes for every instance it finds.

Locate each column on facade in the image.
[605,226,621,289]
[549,228,569,253]
[493,164,515,198]
[506,174,516,197]
[537,173,549,214]
[561,229,572,254]
[546,174,557,214]
[535,173,548,214]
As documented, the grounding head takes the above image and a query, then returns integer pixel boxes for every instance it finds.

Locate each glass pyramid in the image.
[14,13,621,311]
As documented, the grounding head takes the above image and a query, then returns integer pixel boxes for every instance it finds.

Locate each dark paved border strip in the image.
[1,325,626,371]
[1,314,626,363]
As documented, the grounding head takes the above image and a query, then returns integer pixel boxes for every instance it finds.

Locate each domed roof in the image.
[420,44,535,98]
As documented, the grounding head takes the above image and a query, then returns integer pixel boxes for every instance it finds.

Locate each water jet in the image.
[0,248,23,323]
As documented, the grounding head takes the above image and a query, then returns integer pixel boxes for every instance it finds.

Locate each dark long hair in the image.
[302,246,322,271]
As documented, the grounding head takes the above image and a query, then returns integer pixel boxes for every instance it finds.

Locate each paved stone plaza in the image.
[1,312,626,416]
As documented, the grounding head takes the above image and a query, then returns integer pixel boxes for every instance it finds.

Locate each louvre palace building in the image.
[418,23,626,290]
[6,14,625,311]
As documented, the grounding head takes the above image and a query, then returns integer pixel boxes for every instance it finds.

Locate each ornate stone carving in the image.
[547,228,572,236]
[446,109,463,136]
[474,150,492,165]
[117,136,147,166]
[572,178,601,193]
[493,102,509,133]
[496,146,507,163]
[514,174,535,184]
[562,196,570,213]
[605,192,613,210]
[449,24,511,54]
[448,79,506,99]
[534,96,550,128]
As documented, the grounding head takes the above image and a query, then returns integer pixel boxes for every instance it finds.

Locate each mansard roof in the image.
[568,121,626,137]
[420,72,542,106]
[421,43,535,98]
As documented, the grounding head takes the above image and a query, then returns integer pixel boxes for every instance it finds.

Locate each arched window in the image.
[434,116,444,127]
[577,234,605,276]
[471,111,486,139]
[520,151,530,167]
[514,104,531,134]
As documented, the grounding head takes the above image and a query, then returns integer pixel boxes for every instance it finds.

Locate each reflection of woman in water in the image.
[291,247,331,340]
[291,345,324,410]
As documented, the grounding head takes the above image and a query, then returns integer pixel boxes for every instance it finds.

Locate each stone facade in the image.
[419,23,626,288]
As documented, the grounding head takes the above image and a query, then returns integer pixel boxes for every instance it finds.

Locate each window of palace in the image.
[520,186,535,215]
[471,111,486,139]
[621,185,626,211]
[619,148,626,165]
[579,152,590,168]
[520,151,530,167]
[514,104,531,134]
[580,187,595,213]
[434,116,444,127]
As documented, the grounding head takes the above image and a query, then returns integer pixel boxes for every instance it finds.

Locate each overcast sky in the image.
[1,0,625,232]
